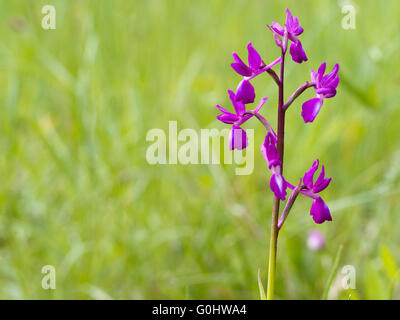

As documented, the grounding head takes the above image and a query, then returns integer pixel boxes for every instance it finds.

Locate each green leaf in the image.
[381,246,398,281]
[258,269,266,300]
[321,244,343,300]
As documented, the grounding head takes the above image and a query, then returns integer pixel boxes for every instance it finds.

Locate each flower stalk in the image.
[215,8,339,300]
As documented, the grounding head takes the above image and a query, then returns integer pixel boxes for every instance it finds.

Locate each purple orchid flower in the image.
[302,62,340,123]
[261,132,287,200]
[288,159,332,224]
[231,42,282,104]
[230,42,262,104]
[217,89,268,150]
[231,42,263,77]
[267,9,308,64]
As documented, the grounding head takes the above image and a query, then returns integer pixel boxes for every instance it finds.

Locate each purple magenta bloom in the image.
[289,40,308,64]
[307,230,326,251]
[285,8,304,39]
[267,9,307,64]
[303,159,331,193]
[310,197,332,224]
[217,90,268,150]
[301,159,332,224]
[230,42,264,104]
[286,159,332,224]
[235,79,255,104]
[229,125,247,150]
[302,62,340,123]
[231,42,263,77]
[260,132,280,168]
[270,172,287,200]
[261,133,287,200]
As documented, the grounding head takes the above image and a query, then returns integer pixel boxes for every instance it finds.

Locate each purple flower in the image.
[229,125,247,150]
[231,42,263,77]
[310,197,332,224]
[307,230,326,251]
[285,9,304,39]
[260,132,280,168]
[267,9,308,64]
[303,159,332,193]
[230,42,265,104]
[302,62,340,123]
[261,133,287,200]
[235,79,255,104]
[302,159,332,224]
[270,172,287,200]
[289,40,307,64]
[217,90,268,150]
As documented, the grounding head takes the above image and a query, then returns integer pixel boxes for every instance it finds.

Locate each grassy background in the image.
[0,0,400,299]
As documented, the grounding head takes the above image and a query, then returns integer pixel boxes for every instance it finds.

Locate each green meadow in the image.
[0,0,400,299]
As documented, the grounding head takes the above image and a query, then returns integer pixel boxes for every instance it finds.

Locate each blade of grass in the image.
[321,244,343,300]
[258,268,266,300]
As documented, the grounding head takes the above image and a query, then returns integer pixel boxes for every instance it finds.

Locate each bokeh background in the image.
[0,0,399,299]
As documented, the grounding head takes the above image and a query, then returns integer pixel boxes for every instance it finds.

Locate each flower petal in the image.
[303,159,319,189]
[231,63,252,77]
[229,125,247,150]
[247,42,262,70]
[301,97,324,123]
[289,40,308,64]
[313,166,332,193]
[261,133,281,169]
[235,79,255,104]
[317,62,326,82]
[217,113,239,124]
[310,197,332,224]
[310,69,318,82]
[270,173,287,200]
[231,53,252,76]
[315,87,336,98]
[268,22,285,36]
[216,104,230,114]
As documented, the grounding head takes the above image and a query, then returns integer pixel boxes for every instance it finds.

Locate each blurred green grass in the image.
[0,0,400,299]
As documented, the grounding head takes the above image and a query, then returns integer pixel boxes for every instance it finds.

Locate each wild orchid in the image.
[215,9,339,299]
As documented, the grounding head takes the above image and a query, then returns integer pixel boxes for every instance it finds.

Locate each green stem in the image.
[267,48,286,300]
[267,197,280,299]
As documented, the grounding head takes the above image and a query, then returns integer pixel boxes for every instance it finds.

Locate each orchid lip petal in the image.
[229,125,247,150]
[310,197,332,224]
[235,79,255,104]
[270,173,287,200]
[301,97,324,123]
[289,40,308,64]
